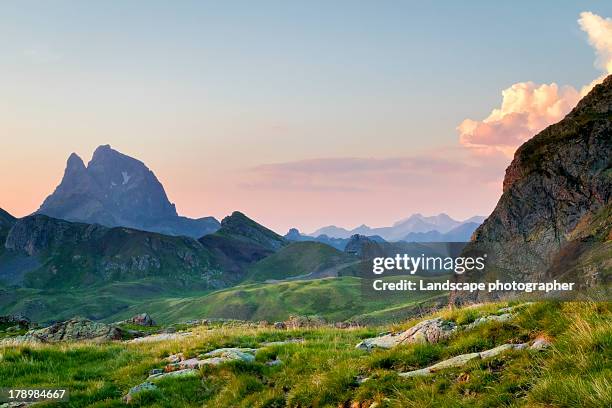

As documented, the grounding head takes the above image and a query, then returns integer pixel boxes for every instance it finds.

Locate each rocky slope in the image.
[465,75,612,288]
[2,211,286,291]
[37,145,219,238]
[4,214,221,289]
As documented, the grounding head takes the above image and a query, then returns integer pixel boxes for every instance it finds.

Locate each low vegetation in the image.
[1,300,609,407]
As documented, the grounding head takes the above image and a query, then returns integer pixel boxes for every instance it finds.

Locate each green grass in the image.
[0,301,609,407]
[1,277,444,325]
[245,242,356,282]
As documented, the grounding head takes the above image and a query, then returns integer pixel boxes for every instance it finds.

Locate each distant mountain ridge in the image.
[37,145,220,238]
[310,214,485,241]
[284,228,385,250]
[0,209,284,292]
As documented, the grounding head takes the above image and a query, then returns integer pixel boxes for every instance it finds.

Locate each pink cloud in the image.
[458,82,580,158]
[458,11,611,159]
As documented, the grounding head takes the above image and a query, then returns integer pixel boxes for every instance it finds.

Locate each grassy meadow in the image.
[1,300,610,407]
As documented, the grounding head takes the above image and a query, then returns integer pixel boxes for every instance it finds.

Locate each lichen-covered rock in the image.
[123,382,157,404]
[8,317,122,343]
[399,343,527,378]
[147,368,199,382]
[356,318,456,350]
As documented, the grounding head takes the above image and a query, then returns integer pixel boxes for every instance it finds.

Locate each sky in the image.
[1,1,611,233]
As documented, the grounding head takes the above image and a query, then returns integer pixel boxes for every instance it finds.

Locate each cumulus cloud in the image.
[458,11,612,158]
[458,83,580,157]
[579,11,612,74]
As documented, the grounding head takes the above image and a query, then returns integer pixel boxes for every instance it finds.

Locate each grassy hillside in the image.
[246,242,357,282]
[1,301,609,407]
[0,277,446,325]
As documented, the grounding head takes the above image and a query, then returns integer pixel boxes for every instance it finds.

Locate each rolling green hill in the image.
[0,276,446,325]
[246,241,357,282]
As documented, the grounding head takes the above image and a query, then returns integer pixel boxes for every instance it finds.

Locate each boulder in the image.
[195,348,258,366]
[273,322,286,330]
[147,368,199,382]
[123,382,157,404]
[356,318,456,350]
[11,317,122,343]
[127,313,155,327]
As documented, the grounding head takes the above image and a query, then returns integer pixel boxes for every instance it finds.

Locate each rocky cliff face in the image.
[4,214,223,289]
[37,145,219,238]
[467,75,612,284]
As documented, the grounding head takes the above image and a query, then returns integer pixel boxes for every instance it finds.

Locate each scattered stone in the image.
[273,322,286,330]
[149,368,163,375]
[285,315,326,329]
[398,339,547,378]
[356,318,456,350]
[167,357,203,371]
[123,382,157,404]
[127,313,155,327]
[258,320,269,327]
[165,353,185,363]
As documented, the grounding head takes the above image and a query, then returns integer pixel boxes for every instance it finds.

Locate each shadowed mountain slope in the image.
[463,75,612,289]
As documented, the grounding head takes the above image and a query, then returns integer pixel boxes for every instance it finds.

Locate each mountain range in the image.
[37,145,220,238]
[1,74,610,323]
[309,213,485,242]
[0,210,285,292]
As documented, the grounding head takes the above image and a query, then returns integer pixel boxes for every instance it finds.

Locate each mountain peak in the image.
[66,153,85,171]
[37,145,219,238]
[91,144,113,158]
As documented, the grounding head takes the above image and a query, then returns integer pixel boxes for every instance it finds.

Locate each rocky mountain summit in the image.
[465,75,612,287]
[37,145,219,238]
